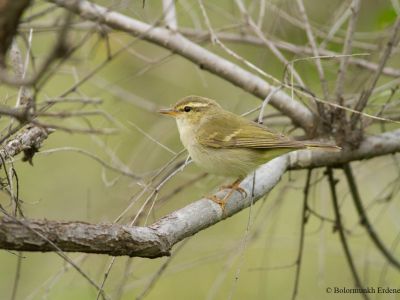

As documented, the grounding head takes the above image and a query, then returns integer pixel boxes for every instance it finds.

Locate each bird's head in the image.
[159,95,222,126]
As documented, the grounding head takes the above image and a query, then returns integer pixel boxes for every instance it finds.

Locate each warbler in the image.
[160,95,340,207]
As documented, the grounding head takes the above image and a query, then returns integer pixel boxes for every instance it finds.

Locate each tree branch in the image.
[326,167,368,300]
[343,164,400,270]
[289,129,400,169]
[48,0,315,132]
[0,0,31,66]
[1,128,400,258]
[0,156,289,258]
[179,28,400,78]
[1,125,50,161]
[351,16,400,128]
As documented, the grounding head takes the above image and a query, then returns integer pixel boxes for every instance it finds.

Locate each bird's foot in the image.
[207,194,228,211]
[208,179,247,211]
[219,180,247,198]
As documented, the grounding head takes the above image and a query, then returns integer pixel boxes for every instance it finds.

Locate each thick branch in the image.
[0,217,171,258]
[49,0,315,132]
[0,156,288,258]
[1,128,400,258]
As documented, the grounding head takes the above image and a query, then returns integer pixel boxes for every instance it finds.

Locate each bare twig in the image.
[351,16,400,128]
[234,0,305,88]
[179,28,400,78]
[326,168,368,300]
[136,240,188,300]
[319,3,352,50]
[334,0,361,103]
[162,0,177,31]
[0,210,109,299]
[291,169,311,300]
[296,0,328,118]
[38,147,142,181]
[265,1,376,51]
[343,164,400,270]
[10,255,23,300]
[49,0,315,132]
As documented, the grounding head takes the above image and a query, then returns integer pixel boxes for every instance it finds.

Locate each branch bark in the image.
[1,125,50,161]
[48,0,315,132]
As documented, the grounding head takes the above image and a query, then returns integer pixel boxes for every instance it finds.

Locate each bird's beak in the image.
[159,108,180,117]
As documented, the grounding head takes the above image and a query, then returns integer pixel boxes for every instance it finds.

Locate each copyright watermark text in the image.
[326,287,400,294]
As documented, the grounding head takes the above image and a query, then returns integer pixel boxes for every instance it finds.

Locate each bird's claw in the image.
[207,194,227,211]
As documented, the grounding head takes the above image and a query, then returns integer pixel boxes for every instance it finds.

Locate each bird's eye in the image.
[183,106,192,112]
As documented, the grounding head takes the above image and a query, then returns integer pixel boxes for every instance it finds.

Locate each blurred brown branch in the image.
[0,0,31,66]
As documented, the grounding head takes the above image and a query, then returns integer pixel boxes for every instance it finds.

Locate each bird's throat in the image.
[176,118,198,150]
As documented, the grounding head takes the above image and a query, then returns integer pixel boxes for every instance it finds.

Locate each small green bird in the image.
[160,95,340,207]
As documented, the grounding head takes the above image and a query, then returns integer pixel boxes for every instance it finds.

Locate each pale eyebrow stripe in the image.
[178,102,209,108]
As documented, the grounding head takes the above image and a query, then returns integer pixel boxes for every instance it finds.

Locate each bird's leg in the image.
[208,178,247,210]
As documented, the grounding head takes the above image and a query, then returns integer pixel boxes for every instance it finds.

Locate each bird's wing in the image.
[197,112,305,149]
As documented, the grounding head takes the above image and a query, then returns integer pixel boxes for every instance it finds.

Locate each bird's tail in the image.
[303,141,342,152]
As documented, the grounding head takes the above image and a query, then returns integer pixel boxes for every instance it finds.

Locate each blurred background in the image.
[0,0,399,299]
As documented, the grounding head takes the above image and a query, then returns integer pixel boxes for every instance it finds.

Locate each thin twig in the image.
[127,121,176,155]
[343,164,400,270]
[0,210,109,300]
[291,169,312,300]
[96,257,116,300]
[234,0,305,88]
[136,240,188,300]
[37,147,142,181]
[179,28,400,78]
[319,3,352,50]
[351,16,400,128]
[326,168,368,300]
[10,255,23,300]
[334,0,360,104]
[296,0,328,118]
